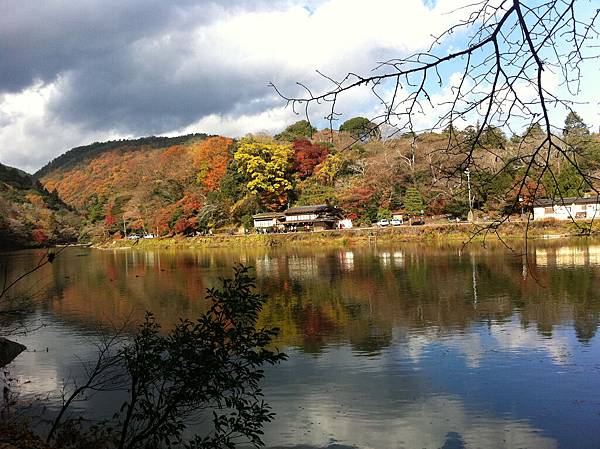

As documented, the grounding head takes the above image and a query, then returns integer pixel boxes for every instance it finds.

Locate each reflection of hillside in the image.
[3,240,600,354]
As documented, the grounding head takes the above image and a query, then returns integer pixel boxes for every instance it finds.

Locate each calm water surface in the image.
[2,240,600,449]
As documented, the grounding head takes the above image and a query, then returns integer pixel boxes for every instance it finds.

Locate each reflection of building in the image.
[533,196,600,220]
[379,251,391,267]
[535,245,600,267]
[393,251,405,268]
[254,255,278,277]
[287,255,319,280]
[338,251,355,271]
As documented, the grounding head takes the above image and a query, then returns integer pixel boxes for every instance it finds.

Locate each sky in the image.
[1,0,598,173]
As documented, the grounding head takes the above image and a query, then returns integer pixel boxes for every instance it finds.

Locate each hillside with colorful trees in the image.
[33,112,600,242]
[0,163,79,248]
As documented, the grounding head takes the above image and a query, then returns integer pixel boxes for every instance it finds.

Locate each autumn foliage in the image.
[30,114,600,242]
[193,136,233,192]
[292,140,329,179]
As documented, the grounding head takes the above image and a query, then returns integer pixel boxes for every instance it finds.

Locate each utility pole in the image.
[465,168,474,222]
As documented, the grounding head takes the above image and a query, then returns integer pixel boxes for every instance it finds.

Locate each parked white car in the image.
[377,219,390,227]
[391,218,403,226]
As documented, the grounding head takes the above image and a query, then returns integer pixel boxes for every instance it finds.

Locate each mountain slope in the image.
[36,134,234,241]
[0,163,79,248]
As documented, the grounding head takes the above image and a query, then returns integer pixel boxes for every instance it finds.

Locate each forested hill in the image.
[0,162,79,248]
[34,133,208,179]
[0,162,38,190]
[37,133,231,242]
[34,114,600,243]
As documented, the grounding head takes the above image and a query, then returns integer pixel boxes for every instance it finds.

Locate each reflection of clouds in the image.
[404,329,437,363]
[401,321,571,368]
[445,334,485,369]
[490,322,571,366]
[7,315,99,400]
[266,393,555,449]
[8,350,61,397]
[402,330,484,368]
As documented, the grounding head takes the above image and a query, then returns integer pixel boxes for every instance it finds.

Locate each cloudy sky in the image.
[1,0,598,173]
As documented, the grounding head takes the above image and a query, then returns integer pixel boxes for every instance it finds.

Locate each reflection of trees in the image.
[3,241,600,353]
[257,242,600,352]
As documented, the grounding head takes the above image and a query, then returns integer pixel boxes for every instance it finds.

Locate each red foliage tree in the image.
[173,218,188,234]
[31,229,48,244]
[338,185,377,220]
[105,211,116,227]
[292,140,329,179]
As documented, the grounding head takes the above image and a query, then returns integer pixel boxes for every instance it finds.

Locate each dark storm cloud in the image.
[0,0,301,134]
[0,0,195,92]
[47,44,280,134]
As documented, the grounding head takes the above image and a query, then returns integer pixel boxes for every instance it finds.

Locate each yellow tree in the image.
[234,139,293,210]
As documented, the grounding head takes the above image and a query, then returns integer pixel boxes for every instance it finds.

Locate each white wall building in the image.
[252,212,285,230]
[533,196,600,221]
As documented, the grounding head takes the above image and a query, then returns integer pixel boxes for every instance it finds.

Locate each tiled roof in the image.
[284,204,332,215]
[533,195,600,207]
[252,212,285,219]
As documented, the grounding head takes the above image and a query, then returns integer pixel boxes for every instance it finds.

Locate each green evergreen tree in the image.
[404,187,424,216]
[275,120,316,141]
[339,117,381,141]
[563,111,589,137]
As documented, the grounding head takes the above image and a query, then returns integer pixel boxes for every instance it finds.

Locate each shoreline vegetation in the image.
[95,220,598,250]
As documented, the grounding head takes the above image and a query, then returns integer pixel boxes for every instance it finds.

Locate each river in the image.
[1,240,600,448]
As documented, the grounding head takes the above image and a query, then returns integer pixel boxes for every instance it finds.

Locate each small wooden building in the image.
[283,204,344,231]
[392,211,404,221]
[252,212,285,231]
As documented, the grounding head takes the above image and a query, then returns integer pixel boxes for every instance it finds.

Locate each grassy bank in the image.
[96,220,598,250]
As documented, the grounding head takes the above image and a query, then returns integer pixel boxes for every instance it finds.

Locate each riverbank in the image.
[96,220,598,250]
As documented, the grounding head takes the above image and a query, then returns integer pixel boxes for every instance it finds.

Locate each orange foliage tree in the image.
[193,137,233,192]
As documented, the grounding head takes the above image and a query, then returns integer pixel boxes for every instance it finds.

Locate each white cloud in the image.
[173,106,299,138]
[0,0,597,172]
[0,80,128,173]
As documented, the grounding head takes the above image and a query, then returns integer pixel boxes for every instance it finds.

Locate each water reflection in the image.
[1,240,600,448]
[535,244,600,267]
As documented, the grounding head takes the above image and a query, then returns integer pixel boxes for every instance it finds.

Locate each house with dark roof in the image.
[283,204,344,231]
[252,212,285,232]
[252,204,346,232]
[533,196,600,220]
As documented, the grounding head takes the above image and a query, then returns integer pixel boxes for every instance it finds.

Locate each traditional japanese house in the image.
[283,204,344,231]
[252,212,285,232]
[533,196,600,221]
